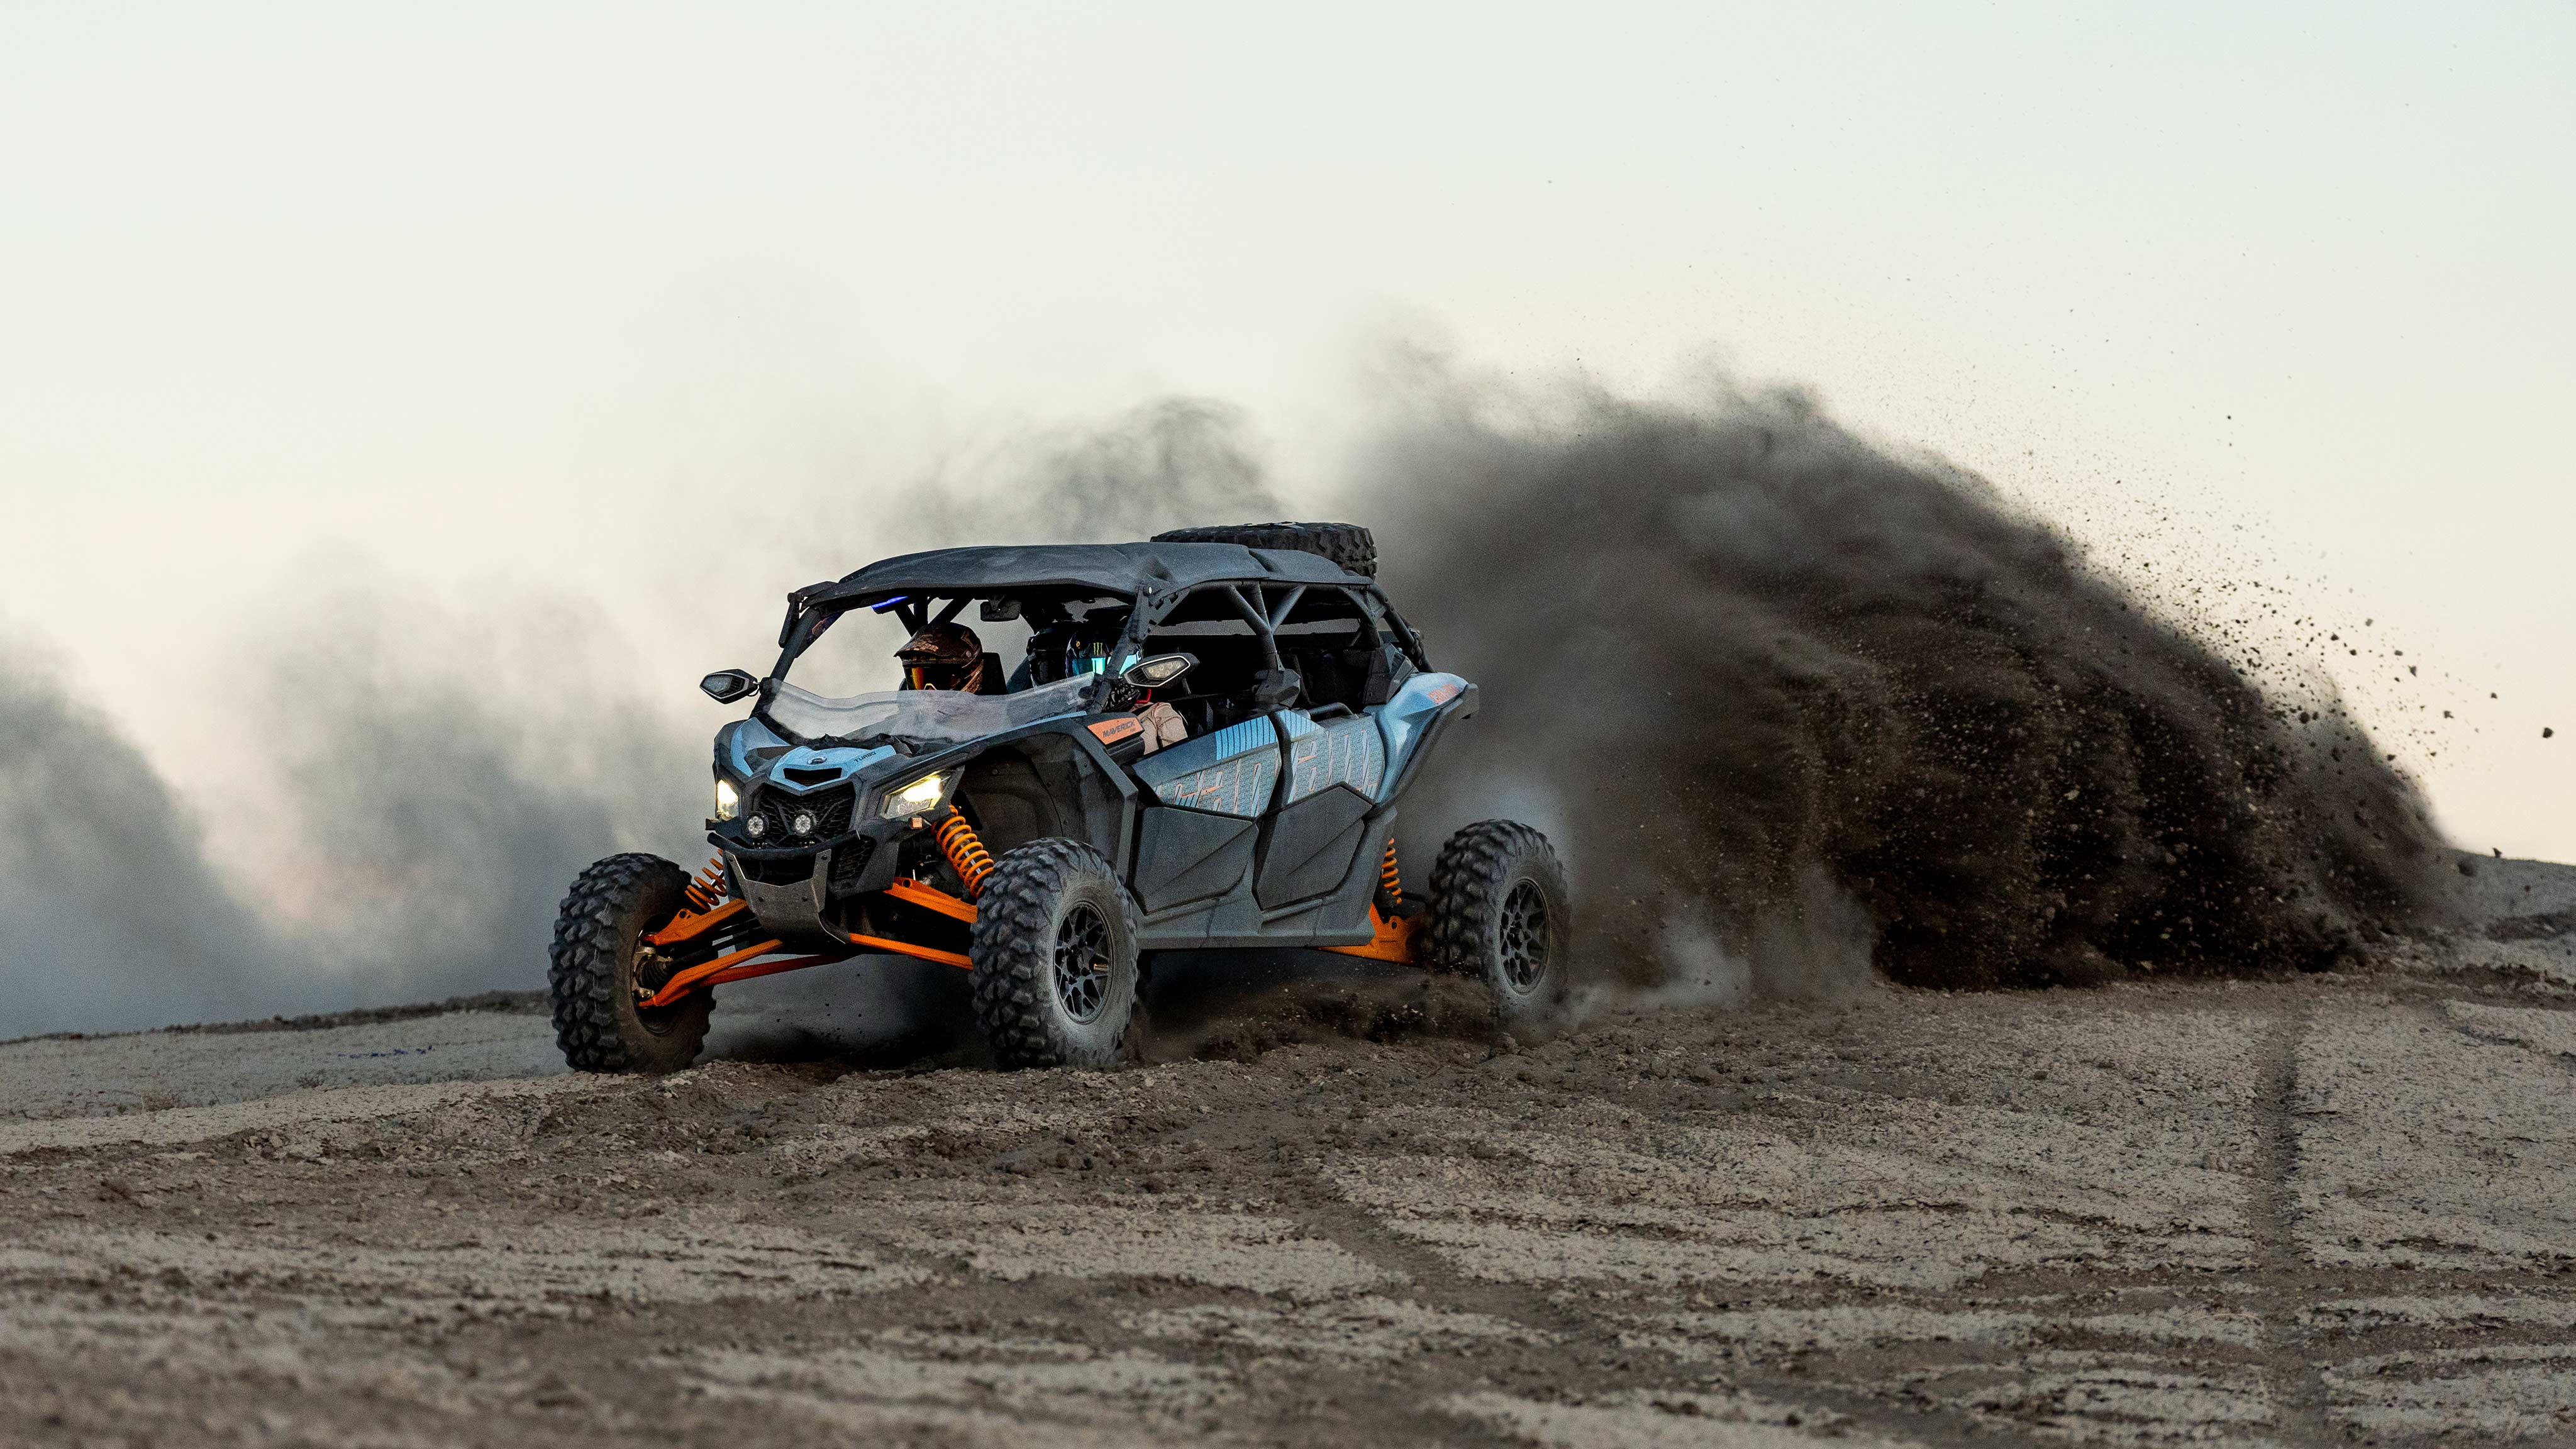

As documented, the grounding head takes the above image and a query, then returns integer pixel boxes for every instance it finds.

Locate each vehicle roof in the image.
[795,541,1365,609]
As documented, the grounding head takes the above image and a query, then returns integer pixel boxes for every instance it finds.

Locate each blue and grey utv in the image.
[547,522,1569,1072]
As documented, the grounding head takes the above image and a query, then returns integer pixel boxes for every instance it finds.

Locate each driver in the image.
[896,623,1003,694]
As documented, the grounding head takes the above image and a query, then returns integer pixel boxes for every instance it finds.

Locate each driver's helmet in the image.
[897,622,992,692]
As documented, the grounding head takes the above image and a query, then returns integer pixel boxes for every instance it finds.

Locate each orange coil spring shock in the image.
[1379,839,1403,906]
[684,855,729,912]
[934,812,997,899]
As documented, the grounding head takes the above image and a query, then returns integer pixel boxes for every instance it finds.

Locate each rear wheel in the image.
[1430,821,1573,1029]
[548,853,713,1073]
[969,838,1141,1069]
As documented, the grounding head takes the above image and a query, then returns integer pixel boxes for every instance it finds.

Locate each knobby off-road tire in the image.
[548,852,713,1074]
[1430,821,1574,1029]
[969,838,1141,1069]
[1151,522,1377,579]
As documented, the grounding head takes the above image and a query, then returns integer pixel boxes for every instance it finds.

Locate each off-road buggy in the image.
[547,522,1570,1072]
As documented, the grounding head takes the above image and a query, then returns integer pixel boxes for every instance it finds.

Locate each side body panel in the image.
[1255,711,1388,909]
[1121,675,1474,952]
[1132,718,1281,816]
[1127,719,1279,916]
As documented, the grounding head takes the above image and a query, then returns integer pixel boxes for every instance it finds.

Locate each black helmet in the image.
[897,622,993,692]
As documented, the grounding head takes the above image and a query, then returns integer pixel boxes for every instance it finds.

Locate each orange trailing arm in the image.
[1321,904,1421,965]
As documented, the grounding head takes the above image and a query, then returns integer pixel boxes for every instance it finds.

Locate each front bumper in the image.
[710,821,903,943]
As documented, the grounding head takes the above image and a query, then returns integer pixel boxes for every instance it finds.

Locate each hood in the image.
[718,716,896,796]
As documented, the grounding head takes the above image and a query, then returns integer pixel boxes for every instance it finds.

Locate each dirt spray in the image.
[1363,372,2451,992]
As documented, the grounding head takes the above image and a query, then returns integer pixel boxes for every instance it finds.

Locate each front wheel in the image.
[548,853,713,1073]
[969,838,1141,1069]
[1430,821,1574,1030]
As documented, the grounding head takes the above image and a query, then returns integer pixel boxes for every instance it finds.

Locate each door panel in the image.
[1277,709,1387,805]
[1133,808,1259,914]
[1129,715,1280,915]
[1253,710,1387,908]
[1255,785,1375,908]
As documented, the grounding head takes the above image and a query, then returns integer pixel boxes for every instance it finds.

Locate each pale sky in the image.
[5,3,2573,858]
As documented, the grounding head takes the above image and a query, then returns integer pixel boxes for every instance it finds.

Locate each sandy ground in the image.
[4,863,2573,1446]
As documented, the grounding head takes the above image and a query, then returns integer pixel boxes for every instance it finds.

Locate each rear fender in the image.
[1375,674,1476,804]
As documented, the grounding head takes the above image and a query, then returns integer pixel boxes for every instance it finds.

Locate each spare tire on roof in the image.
[1150,521,1377,578]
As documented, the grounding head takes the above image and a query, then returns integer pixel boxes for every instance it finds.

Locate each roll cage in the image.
[757,543,1430,729]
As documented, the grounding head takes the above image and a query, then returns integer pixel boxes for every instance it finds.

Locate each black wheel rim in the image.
[1499,879,1550,992]
[1053,902,1111,1024]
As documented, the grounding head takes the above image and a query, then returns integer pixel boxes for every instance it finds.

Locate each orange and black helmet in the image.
[896,623,994,692]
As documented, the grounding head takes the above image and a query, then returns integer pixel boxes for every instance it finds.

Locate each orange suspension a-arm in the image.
[885,877,978,923]
[845,933,971,970]
[639,936,786,1008]
[647,897,747,948]
[637,919,975,1008]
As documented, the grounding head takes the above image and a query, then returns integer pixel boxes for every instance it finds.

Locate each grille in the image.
[736,852,817,886]
[733,832,874,891]
[752,784,855,842]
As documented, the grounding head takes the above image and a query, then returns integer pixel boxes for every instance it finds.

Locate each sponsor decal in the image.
[1087,716,1145,745]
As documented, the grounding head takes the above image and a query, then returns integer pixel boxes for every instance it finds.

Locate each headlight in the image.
[879,770,953,819]
[713,778,741,821]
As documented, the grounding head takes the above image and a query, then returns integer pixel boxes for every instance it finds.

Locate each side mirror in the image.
[1121,652,1197,689]
[700,669,759,703]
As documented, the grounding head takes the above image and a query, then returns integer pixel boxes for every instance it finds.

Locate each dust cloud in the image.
[916,397,1282,550]
[0,402,1282,1038]
[1367,370,2453,990]
[0,374,2460,1037]
[234,591,708,1008]
[0,598,709,1038]
[0,643,294,1036]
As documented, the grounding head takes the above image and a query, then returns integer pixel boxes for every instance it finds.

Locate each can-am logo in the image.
[1087,716,1145,745]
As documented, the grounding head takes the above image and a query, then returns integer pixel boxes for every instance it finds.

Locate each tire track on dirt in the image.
[1289,1173,2004,1446]
[2250,992,2331,1445]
